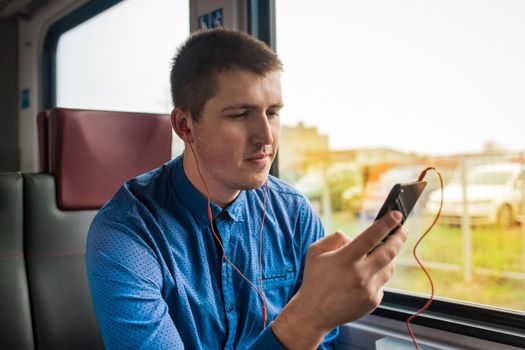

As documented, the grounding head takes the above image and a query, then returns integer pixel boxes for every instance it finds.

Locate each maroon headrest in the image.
[47,108,172,210]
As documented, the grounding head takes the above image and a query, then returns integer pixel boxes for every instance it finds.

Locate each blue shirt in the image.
[86,156,338,349]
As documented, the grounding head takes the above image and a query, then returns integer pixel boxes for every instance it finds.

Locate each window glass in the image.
[276,0,525,314]
[56,0,189,155]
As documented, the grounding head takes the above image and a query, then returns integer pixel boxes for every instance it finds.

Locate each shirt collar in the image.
[171,156,246,228]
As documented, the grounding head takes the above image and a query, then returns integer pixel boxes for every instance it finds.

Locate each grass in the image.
[328,211,525,313]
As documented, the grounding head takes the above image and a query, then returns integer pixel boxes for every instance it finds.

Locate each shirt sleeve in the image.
[247,323,286,349]
[247,323,339,349]
[86,217,184,350]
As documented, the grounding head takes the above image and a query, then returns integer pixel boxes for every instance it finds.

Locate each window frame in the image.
[378,292,525,347]
[248,0,279,178]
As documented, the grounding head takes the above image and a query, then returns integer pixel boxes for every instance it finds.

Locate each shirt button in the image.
[227,305,233,312]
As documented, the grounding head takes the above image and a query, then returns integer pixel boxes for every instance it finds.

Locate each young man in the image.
[86,28,407,349]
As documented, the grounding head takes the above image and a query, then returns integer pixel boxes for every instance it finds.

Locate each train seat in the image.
[23,108,171,349]
[0,173,34,350]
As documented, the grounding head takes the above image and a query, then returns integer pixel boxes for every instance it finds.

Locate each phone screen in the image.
[374,180,427,224]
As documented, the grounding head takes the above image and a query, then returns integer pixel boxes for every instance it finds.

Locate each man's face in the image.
[188,69,282,199]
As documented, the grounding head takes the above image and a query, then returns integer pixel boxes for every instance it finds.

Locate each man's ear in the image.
[171,108,193,143]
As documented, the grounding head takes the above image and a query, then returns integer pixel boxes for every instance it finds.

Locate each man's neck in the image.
[182,152,240,208]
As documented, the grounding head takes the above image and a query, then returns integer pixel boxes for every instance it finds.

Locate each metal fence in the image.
[398,152,525,282]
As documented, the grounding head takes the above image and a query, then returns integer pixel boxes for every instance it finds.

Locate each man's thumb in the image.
[308,231,351,255]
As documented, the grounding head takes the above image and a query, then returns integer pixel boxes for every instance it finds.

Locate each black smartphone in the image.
[375,180,427,227]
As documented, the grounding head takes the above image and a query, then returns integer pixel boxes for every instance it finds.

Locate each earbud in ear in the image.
[183,129,191,143]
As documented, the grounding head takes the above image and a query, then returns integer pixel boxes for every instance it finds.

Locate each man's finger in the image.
[309,231,351,256]
[367,225,407,266]
[340,211,403,260]
[373,261,396,288]
[366,227,407,273]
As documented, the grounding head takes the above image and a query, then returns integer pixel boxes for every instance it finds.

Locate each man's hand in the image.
[271,211,407,349]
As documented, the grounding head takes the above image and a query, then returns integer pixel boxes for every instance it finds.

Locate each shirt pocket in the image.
[262,265,296,290]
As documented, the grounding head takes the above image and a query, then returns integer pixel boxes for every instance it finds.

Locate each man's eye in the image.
[230,112,248,118]
[267,111,279,118]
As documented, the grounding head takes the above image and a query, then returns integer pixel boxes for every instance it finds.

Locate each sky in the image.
[276,0,525,155]
[57,0,525,156]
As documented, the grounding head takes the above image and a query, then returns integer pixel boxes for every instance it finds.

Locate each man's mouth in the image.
[245,152,273,168]
[246,153,271,161]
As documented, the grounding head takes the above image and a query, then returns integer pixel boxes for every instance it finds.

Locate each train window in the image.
[55,0,189,114]
[276,0,525,326]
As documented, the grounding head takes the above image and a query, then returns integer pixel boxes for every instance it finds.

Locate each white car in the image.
[425,163,525,226]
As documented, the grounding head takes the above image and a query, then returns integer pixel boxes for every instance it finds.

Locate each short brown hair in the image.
[170,28,283,121]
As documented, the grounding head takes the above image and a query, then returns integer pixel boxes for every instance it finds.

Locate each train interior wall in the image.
[0,18,19,171]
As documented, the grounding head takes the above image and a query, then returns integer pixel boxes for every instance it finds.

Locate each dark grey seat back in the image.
[0,173,34,349]
[23,174,103,350]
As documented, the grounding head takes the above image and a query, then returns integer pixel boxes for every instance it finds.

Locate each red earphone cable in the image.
[406,167,444,349]
[187,140,268,329]
[259,182,268,327]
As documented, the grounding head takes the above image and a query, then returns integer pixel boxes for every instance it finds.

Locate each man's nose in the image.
[251,113,274,146]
